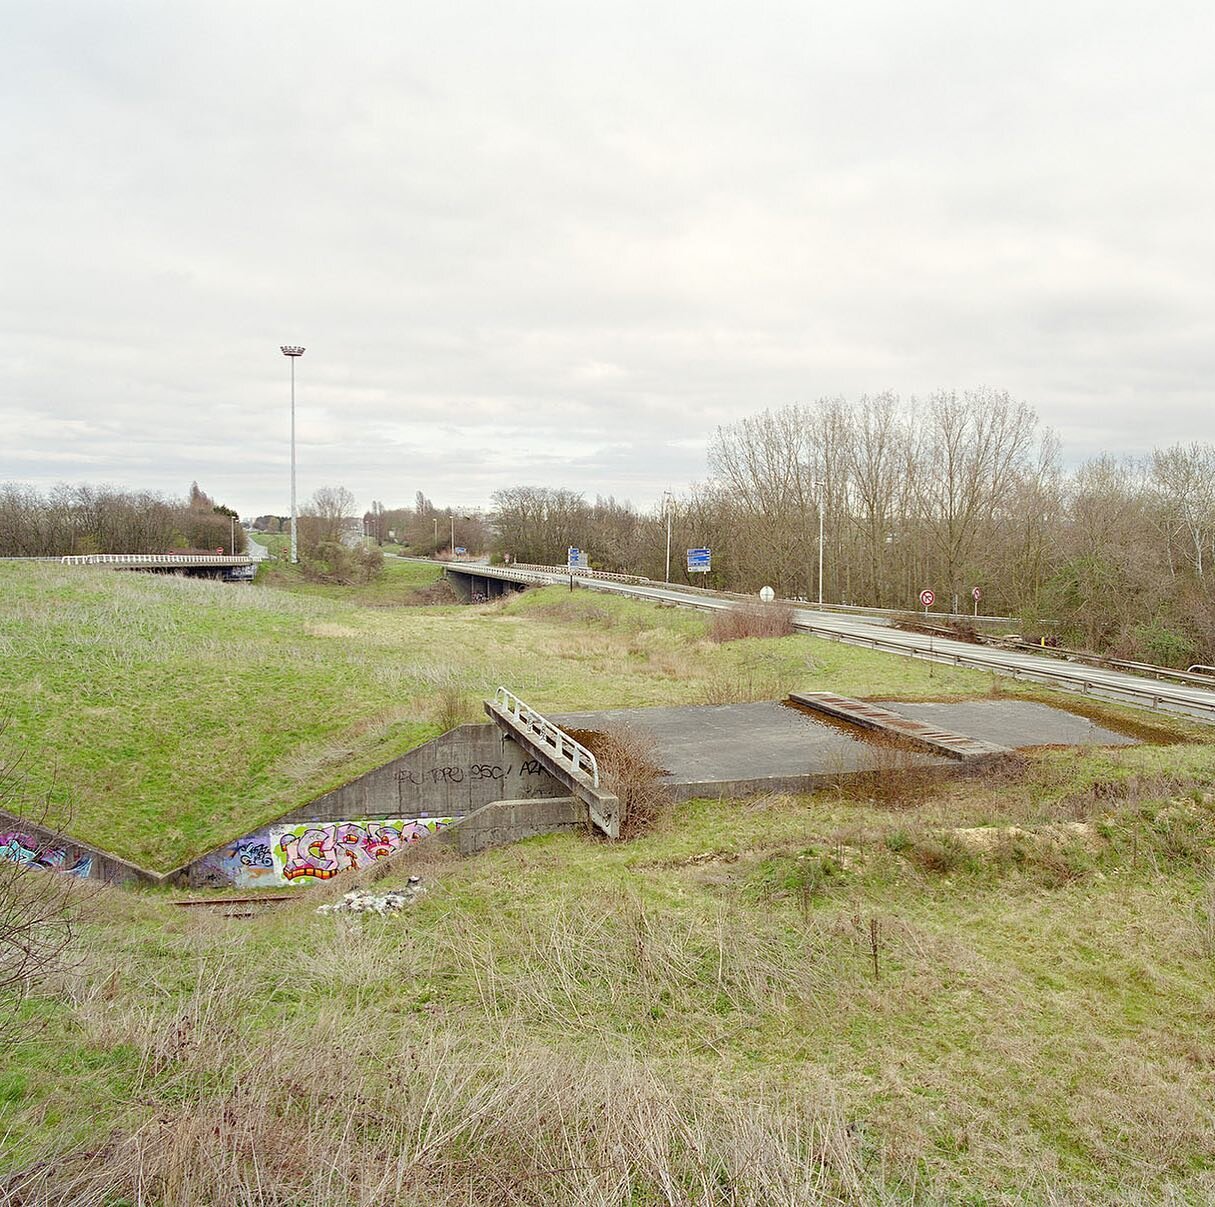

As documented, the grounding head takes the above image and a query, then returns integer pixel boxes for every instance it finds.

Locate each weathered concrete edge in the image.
[0,804,166,886]
[436,795,584,855]
[787,692,1013,762]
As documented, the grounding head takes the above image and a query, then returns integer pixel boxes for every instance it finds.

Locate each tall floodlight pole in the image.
[280,346,305,563]
[817,480,825,608]
[451,513,455,552]
[663,490,673,583]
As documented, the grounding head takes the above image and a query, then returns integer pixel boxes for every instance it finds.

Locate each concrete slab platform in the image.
[552,701,947,798]
[873,700,1137,749]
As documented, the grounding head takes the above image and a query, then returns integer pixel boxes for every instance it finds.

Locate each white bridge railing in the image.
[493,687,599,788]
[60,554,249,566]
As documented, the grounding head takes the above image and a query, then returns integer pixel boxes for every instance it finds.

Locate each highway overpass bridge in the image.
[55,553,256,579]
[433,558,1215,724]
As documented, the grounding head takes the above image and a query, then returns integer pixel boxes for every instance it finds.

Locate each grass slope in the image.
[6,753,1215,1201]
[5,566,1215,1199]
[0,565,1017,870]
[254,555,445,605]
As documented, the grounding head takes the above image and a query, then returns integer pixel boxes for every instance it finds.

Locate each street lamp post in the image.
[817,484,824,607]
[807,478,825,607]
[450,514,455,552]
[280,346,305,564]
[663,490,673,583]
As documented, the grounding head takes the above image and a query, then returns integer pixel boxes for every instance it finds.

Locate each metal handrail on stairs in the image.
[493,687,599,788]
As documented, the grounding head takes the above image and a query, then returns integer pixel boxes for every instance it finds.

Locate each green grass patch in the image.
[255,556,444,605]
[7,773,1215,1198]
[0,568,1199,873]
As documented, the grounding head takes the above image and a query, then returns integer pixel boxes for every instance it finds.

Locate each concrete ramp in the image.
[485,688,620,837]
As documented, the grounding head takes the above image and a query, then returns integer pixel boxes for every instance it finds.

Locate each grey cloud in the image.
[3,0,1214,515]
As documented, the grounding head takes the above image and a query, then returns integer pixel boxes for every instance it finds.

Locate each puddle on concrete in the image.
[780,697,925,751]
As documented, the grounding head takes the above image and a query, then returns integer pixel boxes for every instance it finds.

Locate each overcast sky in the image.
[3,1,1213,518]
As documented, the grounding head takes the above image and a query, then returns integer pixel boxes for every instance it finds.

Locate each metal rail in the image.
[60,553,251,566]
[493,686,599,787]
[443,561,1215,723]
[794,620,1215,720]
[504,562,1023,624]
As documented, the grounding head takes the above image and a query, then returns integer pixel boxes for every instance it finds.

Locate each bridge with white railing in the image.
[51,553,256,578]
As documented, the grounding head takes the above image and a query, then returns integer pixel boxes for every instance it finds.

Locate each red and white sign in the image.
[215,547,224,554]
[972,586,982,601]
[919,589,935,608]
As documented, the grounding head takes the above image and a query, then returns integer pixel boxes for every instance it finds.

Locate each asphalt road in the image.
[423,559,1215,724]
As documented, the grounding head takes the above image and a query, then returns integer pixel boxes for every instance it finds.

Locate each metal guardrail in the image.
[445,561,1215,719]
[504,562,1022,624]
[1188,665,1215,677]
[493,687,599,787]
[60,553,250,566]
[797,621,1215,720]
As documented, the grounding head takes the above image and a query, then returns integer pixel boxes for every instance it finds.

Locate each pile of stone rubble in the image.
[315,876,426,916]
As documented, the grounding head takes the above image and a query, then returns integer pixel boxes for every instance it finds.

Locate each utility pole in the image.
[818,484,825,608]
[280,346,305,564]
[663,490,673,583]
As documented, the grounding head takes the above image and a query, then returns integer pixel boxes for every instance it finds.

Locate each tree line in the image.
[8,388,1214,665]
[488,391,1215,667]
[0,482,246,558]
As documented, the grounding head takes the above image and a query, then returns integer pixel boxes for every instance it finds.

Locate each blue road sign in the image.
[687,547,711,573]
[567,547,588,569]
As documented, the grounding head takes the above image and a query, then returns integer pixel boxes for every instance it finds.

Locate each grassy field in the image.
[5,563,1215,1200]
[249,531,290,556]
[5,751,1215,1202]
[254,555,446,605]
[0,563,1034,870]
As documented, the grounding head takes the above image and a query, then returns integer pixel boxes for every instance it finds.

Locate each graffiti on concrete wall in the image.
[393,758,551,798]
[270,817,453,884]
[191,829,277,890]
[1,831,93,877]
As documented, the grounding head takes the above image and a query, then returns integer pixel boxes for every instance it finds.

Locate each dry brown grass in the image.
[708,601,796,643]
[593,726,673,839]
[1,1039,861,1206]
[6,907,867,1207]
[431,684,478,732]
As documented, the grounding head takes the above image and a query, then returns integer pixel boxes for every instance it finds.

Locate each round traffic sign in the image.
[972,586,982,601]
[919,589,935,608]
[758,586,775,602]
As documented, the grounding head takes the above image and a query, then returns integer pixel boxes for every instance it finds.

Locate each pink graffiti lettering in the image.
[279,827,340,881]
[273,818,452,883]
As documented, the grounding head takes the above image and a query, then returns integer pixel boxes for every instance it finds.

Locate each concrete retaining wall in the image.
[0,805,159,886]
[446,796,584,855]
[182,724,571,887]
[271,723,565,825]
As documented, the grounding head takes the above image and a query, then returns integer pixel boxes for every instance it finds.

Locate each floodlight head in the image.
[280,345,305,357]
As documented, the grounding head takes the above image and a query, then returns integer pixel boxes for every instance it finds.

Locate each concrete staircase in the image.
[484,688,620,837]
